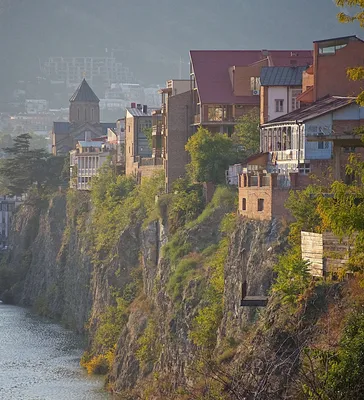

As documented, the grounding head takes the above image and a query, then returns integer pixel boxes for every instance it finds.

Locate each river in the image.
[0,302,111,400]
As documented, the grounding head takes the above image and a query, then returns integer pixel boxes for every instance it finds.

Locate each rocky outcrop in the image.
[3,191,287,398]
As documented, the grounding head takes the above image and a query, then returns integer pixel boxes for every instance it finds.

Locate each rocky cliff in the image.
[0,188,289,398]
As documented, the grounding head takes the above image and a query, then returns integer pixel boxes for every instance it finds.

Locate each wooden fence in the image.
[301,231,351,277]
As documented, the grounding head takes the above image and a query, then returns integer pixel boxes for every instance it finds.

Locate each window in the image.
[291,89,302,111]
[250,77,261,91]
[242,198,247,211]
[318,141,329,150]
[257,198,264,212]
[298,163,310,175]
[207,106,223,121]
[275,99,284,113]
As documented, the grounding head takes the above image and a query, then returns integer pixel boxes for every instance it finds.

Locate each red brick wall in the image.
[314,40,364,100]
[238,185,273,221]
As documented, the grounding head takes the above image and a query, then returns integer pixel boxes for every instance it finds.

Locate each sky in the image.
[0,0,361,88]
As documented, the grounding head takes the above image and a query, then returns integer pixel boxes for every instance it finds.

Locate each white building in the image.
[260,66,307,124]
[260,96,364,180]
[70,141,111,190]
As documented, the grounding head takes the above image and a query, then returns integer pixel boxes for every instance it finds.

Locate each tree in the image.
[232,108,260,159]
[336,0,364,105]
[185,127,234,184]
[143,127,153,149]
[0,133,64,195]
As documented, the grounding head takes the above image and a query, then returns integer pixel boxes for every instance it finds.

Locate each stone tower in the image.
[69,78,100,124]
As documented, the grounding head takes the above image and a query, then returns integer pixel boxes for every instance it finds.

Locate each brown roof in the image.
[190,50,312,105]
[262,96,356,125]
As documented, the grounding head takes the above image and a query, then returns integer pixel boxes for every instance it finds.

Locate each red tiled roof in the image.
[190,50,313,105]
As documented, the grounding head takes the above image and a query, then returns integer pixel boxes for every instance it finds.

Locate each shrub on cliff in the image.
[87,167,165,263]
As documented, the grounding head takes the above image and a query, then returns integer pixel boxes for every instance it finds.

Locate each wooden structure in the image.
[240,281,268,307]
[301,231,351,277]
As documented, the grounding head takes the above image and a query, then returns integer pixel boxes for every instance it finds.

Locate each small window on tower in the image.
[257,198,264,212]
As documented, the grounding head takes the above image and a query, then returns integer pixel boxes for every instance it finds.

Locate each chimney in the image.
[143,105,148,114]
[131,102,136,108]
[137,104,142,110]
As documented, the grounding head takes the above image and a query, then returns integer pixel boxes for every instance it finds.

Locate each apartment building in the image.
[152,79,191,191]
[125,104,163,180]
[190,49,312,135]
[298,35,364,104]
[52,79,115,155]
[42,56,134,88]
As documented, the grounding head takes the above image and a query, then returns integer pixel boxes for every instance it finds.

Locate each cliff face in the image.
[108,216,286,397]
[2,190,286,398]
[3,194,92,332]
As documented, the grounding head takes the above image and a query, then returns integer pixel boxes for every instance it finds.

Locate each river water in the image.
[0,303,111,400]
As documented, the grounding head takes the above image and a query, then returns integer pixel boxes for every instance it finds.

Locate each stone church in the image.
[52,79,115,155]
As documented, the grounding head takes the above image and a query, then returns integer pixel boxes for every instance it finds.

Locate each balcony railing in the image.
[139,157,164,166]
[271,150,304,162]
[152,124,162,136]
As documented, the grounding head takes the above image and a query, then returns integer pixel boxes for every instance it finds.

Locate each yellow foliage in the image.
[81,347,116,375]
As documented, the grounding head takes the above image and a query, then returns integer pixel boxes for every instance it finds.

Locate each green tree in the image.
[0,133,64,195]
[336,0,364,104]
[185,127,234,184]
[232,108,260,159]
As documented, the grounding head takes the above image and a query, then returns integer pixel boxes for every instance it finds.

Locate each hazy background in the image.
[0,0,361,92]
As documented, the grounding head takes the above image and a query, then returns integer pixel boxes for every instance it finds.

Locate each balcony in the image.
[152,124,162,136]
[138,157,164,167]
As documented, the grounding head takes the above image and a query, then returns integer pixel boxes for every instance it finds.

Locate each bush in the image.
[93,298,128,352]
[81,349,114,375]
[167,178,204,232]
[167,255,201,301]
[272,249,311,305]
[136,319,161,367]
